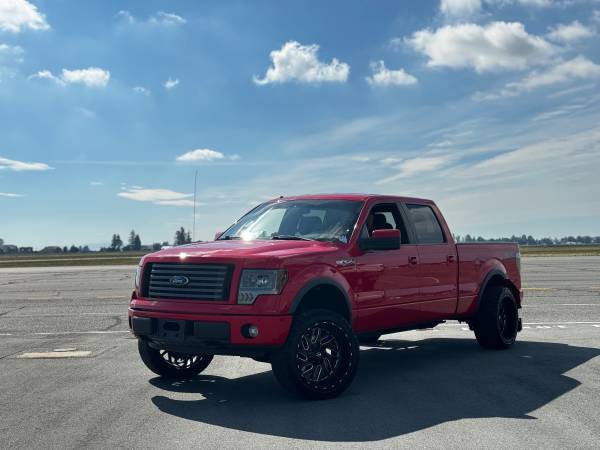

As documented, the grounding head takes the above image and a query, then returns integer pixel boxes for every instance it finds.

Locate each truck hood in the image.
[145,239,341,262]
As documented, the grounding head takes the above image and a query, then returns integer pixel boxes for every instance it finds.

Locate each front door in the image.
[352,203,420,333]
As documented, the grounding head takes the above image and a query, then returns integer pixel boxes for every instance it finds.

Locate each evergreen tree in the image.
[174,227,193,245]
[133,234,142,250]
[128,230,136,247]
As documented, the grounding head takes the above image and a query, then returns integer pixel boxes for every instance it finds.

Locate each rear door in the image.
[403,203,458,318]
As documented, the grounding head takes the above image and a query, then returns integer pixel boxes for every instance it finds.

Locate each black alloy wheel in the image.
[137,339,214,380]
[474,286,519,349]
[271,309,359,400]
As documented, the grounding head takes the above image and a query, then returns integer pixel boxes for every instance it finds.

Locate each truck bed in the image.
[455,242,521,316]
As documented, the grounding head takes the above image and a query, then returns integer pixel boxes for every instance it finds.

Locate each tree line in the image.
[454,234,600,245]
[101,227,194,252]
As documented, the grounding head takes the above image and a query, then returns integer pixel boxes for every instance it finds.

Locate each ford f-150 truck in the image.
[129,194,522,399]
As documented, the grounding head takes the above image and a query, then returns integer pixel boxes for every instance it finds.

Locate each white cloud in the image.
[133,86,151,96]
[0,156,52,171]
[440,0,554,18]
[350,155,371,162]
[547,21,596,43]
[0,0,49,33]
[377,155,453,184]
[0,43,24,62]
[78,107,96,118]
[440,0,482,18]
[381,157,402,165]
[117,188,194,207]
[115,10,134,24]
[0,192,23,197]
[163,77,179,89]
[511,56,600,90]
[90,181,103,186]
[117,10,186,27]
[30,67,110,87]
[176,149,225,162]
[407,22,555,73]
[366,60,418,86]
[61,67,110,87]
[254,41,350,85]
[475,56,600,99]
[29,69,61,83]
[149,11,186,26]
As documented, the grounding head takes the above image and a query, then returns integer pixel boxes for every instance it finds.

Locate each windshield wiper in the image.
[270,235,314,241]
[219,236,241,240]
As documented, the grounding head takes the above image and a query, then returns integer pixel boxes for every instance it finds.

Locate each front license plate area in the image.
[156,319,187,341]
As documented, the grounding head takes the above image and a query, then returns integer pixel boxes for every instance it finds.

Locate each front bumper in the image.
[128,308,292,355]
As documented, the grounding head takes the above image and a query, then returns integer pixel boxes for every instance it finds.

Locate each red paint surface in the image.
[129,194,521,346]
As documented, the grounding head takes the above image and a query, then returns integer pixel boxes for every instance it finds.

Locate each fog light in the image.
[248,325,259,338]
[242,324,259,339]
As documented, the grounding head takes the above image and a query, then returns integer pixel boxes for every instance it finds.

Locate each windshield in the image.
[219,200,363,243]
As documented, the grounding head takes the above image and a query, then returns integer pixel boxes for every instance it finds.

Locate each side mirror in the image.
[360,229,401,251]
[214,231,223,241]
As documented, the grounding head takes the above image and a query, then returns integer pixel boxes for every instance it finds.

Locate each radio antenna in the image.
[192,169,198,241]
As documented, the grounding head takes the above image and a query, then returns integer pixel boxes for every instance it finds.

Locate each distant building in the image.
[0,245,18,254]
[19,247,33,253]
[39,246,62,253]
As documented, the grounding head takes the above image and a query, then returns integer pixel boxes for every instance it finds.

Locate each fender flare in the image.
[288,277,352,320]
[475,268,507,311]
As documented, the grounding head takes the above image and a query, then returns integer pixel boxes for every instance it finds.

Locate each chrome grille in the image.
[146,263,233,301]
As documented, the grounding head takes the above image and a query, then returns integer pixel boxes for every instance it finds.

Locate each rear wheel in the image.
[473,286,519,349]
[137,339,213,380]
[271,309,359,400]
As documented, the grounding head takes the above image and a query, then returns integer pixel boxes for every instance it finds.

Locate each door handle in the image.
[447,255,456,263]
[409,256,418,265]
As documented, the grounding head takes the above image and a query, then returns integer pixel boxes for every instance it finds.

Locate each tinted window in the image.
[406,204,445,244]
[361,203,409,244]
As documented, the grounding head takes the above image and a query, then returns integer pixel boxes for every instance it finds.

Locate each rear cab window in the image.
[405,204,446,244]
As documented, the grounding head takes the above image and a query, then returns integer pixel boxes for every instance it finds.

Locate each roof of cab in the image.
[272,193,433,204]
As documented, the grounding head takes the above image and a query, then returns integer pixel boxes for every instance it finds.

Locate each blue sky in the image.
[1,0,599,248]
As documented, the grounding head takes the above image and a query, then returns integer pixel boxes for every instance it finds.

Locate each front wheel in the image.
[137,339,213,380]
[271,309,359,400]
[473,286,519,349]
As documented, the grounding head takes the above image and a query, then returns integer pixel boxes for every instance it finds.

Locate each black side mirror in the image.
[360,229,401,251]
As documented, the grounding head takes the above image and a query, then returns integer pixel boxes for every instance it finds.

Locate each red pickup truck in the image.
[129,194,522,399]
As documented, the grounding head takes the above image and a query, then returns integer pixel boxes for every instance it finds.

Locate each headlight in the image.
[237,269,287,305]
[135,265,142,292]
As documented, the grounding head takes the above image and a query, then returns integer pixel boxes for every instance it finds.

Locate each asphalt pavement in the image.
[1,257,599,449]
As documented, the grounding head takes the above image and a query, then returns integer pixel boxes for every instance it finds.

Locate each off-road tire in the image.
[473,286,519,350]
[137,339,213,380]
[271,309,359,400]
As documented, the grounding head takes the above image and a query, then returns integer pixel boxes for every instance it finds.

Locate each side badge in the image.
[336,259,355,267]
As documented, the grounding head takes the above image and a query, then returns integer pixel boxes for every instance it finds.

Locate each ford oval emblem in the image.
[169,275,190,287]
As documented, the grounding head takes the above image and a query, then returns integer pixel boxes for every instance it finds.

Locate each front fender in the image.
[282,264,354,315]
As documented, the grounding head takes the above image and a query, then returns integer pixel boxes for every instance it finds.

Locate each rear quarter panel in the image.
[455,243,521,317]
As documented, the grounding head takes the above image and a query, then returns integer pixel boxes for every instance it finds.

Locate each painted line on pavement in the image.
[33,330,129,335]
[522,304,600,307]
[0,313,121,318]
[16,350,92,359]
